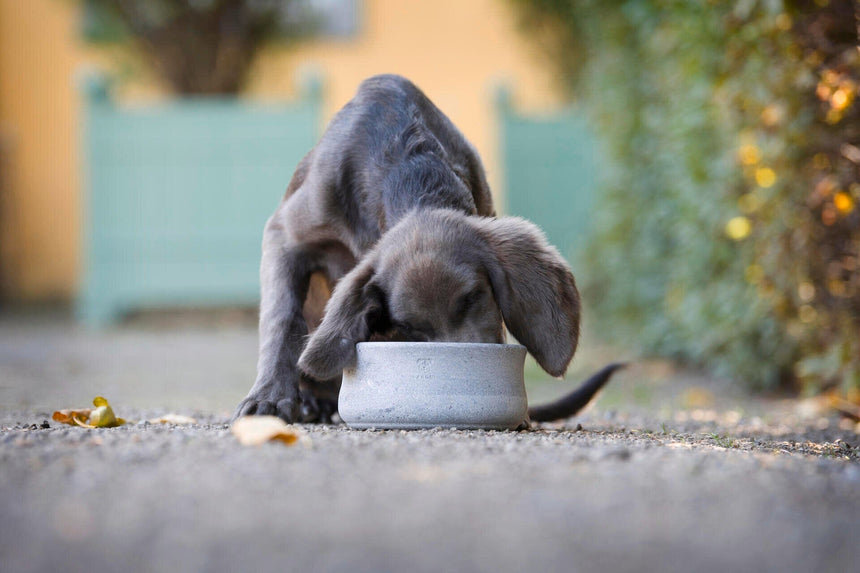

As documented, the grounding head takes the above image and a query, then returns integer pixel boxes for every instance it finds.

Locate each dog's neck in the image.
[381,154,478,230]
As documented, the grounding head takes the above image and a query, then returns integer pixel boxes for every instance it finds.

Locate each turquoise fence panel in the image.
[78,74,322,325]
[497,88,597,264]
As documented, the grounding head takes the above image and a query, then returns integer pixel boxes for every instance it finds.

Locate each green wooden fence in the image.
[78,79,594,325]
[497,87,597,265]
[77,74,322,325]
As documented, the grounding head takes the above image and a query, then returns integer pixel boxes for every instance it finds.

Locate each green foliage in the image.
[510,0,860,395]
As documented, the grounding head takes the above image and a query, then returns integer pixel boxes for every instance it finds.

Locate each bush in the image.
[510,0,860,395]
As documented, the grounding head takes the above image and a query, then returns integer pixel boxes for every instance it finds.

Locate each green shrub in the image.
[510,0,859,395]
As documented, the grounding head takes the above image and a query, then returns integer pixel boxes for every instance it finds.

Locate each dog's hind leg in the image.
[295,246,356,422]
[297,272,341,423]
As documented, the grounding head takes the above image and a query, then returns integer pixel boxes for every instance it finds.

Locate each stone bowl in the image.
[339,342,528,430]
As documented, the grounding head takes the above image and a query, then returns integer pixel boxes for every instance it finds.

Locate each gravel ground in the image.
[1,311,858,573]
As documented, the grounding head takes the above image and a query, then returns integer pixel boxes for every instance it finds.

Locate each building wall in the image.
[0,0,562,301]
[0,0,88,301]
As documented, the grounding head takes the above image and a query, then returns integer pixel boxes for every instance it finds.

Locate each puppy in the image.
[234,74,622,424]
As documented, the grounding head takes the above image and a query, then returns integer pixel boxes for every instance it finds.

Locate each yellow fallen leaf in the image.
[88,396,125,427]
[51,397,126,428]
[681,386,714,409]
[231,416,308,447]
[52,409,93,426]
[72,416,95,428]
[147,414,197,425]
[826,395,860,422]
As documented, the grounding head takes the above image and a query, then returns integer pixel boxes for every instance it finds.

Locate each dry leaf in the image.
[52,409,92,426]
[147,414,197,425]
[681,387,714,409]
[231,416,308,447]
[52,397,126,428]
[830,397,860,422]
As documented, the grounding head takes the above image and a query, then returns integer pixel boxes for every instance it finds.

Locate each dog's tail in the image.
[527,362,627,422]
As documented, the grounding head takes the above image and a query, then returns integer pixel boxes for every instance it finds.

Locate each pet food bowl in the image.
[339,342,528,430]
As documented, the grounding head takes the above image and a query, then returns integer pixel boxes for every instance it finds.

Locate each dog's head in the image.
[297,210,580,379]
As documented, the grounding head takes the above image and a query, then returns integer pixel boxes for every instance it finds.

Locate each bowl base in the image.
[343,420,525,431]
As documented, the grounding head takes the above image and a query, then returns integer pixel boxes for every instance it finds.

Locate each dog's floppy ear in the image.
[474,217,580,377]
[298,260,384,380]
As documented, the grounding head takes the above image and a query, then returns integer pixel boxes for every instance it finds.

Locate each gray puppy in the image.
[234,74,622,424]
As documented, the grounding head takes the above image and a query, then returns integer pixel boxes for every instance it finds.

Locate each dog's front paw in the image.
[232,380,301,423]
[297,387,338,424]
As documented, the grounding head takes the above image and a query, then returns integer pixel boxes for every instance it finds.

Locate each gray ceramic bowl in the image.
[339,342,528,430]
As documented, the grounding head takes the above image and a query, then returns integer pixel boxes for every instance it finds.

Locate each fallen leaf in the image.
[231,416,308,447]
[681,387,714,409]
[52,397,126,428]
[147,414,197,425]
[52,409,92,426]
[830,397,860,422]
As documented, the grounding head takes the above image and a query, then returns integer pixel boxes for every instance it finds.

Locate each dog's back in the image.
[287,75,494,253]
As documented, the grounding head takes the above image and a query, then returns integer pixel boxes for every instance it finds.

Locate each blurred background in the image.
[0,0,858,418]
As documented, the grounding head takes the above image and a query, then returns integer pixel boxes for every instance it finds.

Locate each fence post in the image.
[77,70,119,327]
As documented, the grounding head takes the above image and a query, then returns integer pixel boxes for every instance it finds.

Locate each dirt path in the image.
[1,313,858,572]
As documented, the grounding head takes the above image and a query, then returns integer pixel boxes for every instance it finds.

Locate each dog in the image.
[234,74,623,424]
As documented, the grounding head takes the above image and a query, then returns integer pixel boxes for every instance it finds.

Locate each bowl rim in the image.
[354,341,525,351]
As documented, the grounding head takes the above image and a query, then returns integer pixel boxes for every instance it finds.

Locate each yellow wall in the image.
[0,0,561,301]
[0,0,87,301]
